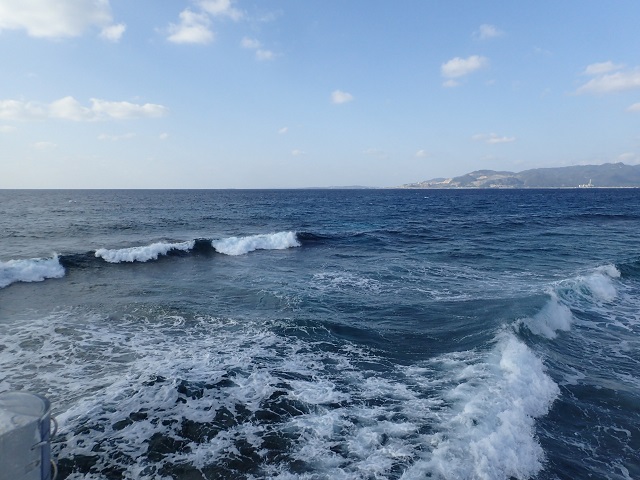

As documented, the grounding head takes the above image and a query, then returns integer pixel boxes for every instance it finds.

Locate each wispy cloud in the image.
[474,24,504,40]
[198,0,243,21]
[628,103,640,112]
[576,63,640,94]
[291,149,306,156]
[0,0,123,40]
[240,37,276,61]
[363,148,389,160]
[98,132,136,141]
[0,125,17,133]
[33,141,57,150]
[166,0,243,45]
[0,97,168,121]
[415,149,430,158]
[441,55,488,86]
[582,61,624,76]
[472,133,516,144]
[331,90,354,104]
[278,126,288,134]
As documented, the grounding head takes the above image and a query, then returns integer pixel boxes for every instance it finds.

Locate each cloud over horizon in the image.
[472,133,516,144]
[0,97,168,121]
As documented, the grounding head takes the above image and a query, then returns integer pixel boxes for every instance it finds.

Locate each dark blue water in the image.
[1,189,638,479]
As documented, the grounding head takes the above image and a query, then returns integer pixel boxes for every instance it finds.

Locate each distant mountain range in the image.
[399,162,640,189]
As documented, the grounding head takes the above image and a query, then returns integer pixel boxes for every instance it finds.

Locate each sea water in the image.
[0,189,638,479]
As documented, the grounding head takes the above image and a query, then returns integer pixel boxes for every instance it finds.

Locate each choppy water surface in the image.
[1,189,638,479]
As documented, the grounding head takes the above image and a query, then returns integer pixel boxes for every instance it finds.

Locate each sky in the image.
[1,1,640,188]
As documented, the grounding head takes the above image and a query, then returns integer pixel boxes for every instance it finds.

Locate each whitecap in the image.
[0,254,65,288]
[212,231,300,256]
[95,240,195,263]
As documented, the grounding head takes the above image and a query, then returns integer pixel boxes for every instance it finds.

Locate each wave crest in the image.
[521,264,621,339]
[212,231,300,256]
[0,255,65,288]
[95,241,195,263]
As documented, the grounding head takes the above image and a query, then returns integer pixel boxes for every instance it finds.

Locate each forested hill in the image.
[401,163,640,188]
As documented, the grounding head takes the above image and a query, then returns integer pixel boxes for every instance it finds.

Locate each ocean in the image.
[0,188,638,480]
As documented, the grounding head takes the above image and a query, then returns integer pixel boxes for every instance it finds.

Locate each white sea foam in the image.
[212,231,300,256]
[0,255,65,288]
[95,240,195,263]
[1,310,557,480]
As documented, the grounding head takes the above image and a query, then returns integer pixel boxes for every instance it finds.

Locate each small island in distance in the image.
[397,162,640,189]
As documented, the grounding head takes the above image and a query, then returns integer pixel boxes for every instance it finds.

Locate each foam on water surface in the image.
[0,309,559,479]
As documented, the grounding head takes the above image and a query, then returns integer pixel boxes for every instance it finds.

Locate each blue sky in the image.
[1,1,639,188]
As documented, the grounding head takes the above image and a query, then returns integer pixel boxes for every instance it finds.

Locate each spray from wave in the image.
[0,255,65,288]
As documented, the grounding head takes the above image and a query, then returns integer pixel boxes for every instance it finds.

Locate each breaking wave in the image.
[212,231,301,256]
[520,265,620,339]
[0,255,65,289]
[95,240,196,263]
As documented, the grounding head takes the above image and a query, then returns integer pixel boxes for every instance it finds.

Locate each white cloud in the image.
[576,67,640,94]
[0,0,120,39]
[198,0,243,21]
[0,124,16,133]
[159,132,169,140]
[441,55,488,85]
[90,99,168,119]
[474,24,503,40]
[582,61,624,76]
[33,141,57,150]
[167,9,214,44]
[98,132,136,141]
[50,96,93,121]
[472,133,516,144]
[442,79,460,88]
[628,102,640,112]
[0,96,168,121]
[100,22,125,42]
[331,90,354,104]
[278,126,288,134]
[415,149,429,158]
[0,99,45,120]
[291,149,306,156]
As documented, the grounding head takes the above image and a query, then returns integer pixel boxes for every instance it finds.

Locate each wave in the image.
[95,240,196,263]
[211,231,300,256]
[0,232,305,288]
[403,332,560,480]
[0,254,65,288]
[520,264,621,339]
